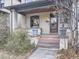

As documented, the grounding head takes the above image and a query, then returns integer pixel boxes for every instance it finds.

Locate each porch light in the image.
[45,17,50,22]
[45,18,50,22]
[43,15,50,22]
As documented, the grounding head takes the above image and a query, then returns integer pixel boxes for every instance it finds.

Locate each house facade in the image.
[0,0,79,49]
[4,0,70,36]
[0,0,10,41]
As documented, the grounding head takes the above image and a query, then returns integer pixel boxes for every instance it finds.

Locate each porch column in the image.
[58,13,60,35]
[10,9,17,31]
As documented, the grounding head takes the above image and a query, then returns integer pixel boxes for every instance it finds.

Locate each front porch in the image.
[6,0,70,49]
[6,0,70,37]
[26,11,69,49]
[27,12,59,36]
[26,12,68,38]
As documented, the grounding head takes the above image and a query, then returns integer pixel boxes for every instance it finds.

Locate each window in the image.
[30,15,39,28]
[0,0,4,3]
[17,0,21,2]
[25,0,32,3]
[0,0,4,8]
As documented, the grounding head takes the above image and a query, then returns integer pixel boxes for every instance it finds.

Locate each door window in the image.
[50,14,58,33]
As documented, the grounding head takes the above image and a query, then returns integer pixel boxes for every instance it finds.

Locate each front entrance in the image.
[50,14,58,33]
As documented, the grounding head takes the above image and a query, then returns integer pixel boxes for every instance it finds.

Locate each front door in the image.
[50,14,58,33]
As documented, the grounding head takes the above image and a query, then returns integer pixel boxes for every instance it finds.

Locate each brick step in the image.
[41,34,58,37]
[39,40,60,43]
[39,38,60,40]
[38,41,59,44]
[38,43,59,48]
[38,39,60,48]
[38,34,60,48]
[40,36,59,38]
[40,35,59,38]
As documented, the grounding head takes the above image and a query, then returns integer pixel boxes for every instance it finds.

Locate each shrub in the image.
[4,30,35,55]
[0,26,10,49]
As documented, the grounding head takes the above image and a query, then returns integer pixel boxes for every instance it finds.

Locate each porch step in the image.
[38,43,59,48]
[39,40,60,44]
[37,34,60,49]
[40,34,59,38]
[40,37,60,40]
[38,40,59,48]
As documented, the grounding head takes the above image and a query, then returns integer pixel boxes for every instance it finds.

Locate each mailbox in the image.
[60,27,66,38]
[32,28,41,36]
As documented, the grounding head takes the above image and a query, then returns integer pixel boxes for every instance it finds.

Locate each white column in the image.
[11,9,17,31]
[58,12,61,35]
[60,38,68,49]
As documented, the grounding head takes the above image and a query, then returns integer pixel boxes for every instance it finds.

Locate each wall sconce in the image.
[45,19,50,22]
[44,15,50,22]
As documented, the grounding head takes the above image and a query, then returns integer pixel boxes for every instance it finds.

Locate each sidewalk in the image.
[28,47,57,59]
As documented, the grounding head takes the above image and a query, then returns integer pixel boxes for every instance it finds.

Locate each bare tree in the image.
[53,0,78,48]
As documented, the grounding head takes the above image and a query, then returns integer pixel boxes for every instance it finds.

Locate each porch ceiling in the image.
[5,1,57,15]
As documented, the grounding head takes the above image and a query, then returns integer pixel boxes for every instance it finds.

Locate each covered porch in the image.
[6,1,69,37]
[6,0,71,49]
[26,12,59,36]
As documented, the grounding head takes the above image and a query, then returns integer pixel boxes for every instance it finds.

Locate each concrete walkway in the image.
[28,47,57,59]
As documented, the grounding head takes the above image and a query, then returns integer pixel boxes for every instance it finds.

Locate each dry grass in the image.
[57,48,79,59]
[0,49,34,59]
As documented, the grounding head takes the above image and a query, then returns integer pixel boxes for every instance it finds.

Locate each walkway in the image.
[28,34,59,59]
[28,47,57,59]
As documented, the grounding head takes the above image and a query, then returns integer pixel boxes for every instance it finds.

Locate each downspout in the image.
[10,0,13,32]
[75,0,78,49]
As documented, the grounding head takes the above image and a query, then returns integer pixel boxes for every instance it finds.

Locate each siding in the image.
[4,0,22,7]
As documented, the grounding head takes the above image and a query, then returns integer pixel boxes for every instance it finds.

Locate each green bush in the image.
[0,27,10,48]
[4,30,35,54]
